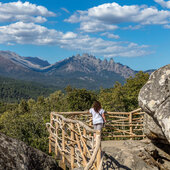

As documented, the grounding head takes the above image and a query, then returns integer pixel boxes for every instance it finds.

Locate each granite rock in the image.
[138,64,170,144]
[0,133,60,170]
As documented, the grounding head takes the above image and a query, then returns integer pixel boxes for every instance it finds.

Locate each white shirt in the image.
[89,108,105,125]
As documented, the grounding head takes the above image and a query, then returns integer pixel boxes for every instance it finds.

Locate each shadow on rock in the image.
[103,153,131,170]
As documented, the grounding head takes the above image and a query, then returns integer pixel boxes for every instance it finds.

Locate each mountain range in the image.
[0,50,150,89]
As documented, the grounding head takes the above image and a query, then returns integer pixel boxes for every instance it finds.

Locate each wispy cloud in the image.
[154,0,170,9]
[164,24,170,28]
[0,1,55,23]
[123,25,142,30]
[100,32,120,39]
[0,22,150,58]
[61,7,70,14]
[65,2,170,32]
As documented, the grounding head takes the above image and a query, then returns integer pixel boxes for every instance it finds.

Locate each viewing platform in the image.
[46,108,145,169]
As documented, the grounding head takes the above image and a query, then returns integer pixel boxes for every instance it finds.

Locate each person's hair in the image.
[93,100,101,113]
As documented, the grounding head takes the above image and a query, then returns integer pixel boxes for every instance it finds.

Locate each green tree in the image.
[18,99,29,114]
[99,82,125,111]
[99,71,149,112]
[122,71,149,111]
[46,90,68,112]
[66,88,96,111]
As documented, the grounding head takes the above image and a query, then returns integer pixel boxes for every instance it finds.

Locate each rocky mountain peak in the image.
[72,54,115,68]
[102,58,108,65]
[109,58,114,64]
[47,53,136,79]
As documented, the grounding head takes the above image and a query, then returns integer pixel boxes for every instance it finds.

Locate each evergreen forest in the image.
[0,75,58,102]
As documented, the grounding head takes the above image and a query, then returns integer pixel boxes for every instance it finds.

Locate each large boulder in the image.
[138,64,170,144]
[0,133,60,170]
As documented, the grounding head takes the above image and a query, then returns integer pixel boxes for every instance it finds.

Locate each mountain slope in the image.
[0,51,58,85]
[0,51,45,70]
[24,56,50,67]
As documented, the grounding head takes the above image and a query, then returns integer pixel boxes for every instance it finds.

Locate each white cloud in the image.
[0,1,55,23]
[65,13,79,23]
[88,3,170,25]
[62,32,77,39]
[0,22,150,58]
[101,32,120,39]
[80,21,118,32]
[65,2,170,32]
[154,0,170,8]
[64,11,88,23]
[0,22,62,45]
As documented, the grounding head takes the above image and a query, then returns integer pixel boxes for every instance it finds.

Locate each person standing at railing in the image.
[89,100,106,131]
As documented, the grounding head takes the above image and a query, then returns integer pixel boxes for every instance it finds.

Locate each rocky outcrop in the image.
[101,140,170,170]
[143,113,166,143]
[138,64,170,144]
[0,133,60,170]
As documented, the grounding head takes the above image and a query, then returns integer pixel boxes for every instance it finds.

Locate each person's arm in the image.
[102,113,106,123]
[88,108,92,114]
[86,110,90,114]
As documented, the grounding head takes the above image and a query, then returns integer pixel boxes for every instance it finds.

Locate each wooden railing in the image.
[46,113,102,170]
[55,108,145,139]
[46,108,145,169]
[103,108,145,139]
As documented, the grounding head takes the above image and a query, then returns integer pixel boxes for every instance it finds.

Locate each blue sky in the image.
[0,0,169,71]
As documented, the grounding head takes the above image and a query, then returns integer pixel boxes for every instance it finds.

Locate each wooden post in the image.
[129,112,133,140]
[49,113,53,153]
[55,116,59,157]
[62,120,65,163]
[96,131,101,169]
[89,120,92,137]
[83,128,87,156]
[75,133,87,167]
[71,123,75,169]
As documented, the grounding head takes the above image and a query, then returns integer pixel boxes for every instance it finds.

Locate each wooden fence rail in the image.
[46,108,145,169]
[46,112,102,170]
[55,108,145,140]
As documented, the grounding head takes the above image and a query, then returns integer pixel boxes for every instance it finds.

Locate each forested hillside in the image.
[0,76,58,102]
[0,71,149,154]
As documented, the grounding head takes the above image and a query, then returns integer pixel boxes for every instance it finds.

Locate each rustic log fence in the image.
[46,112,102,170]
[103,108,145,140]
[46,108,145,169]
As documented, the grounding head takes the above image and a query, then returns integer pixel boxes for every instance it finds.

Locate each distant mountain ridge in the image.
[42,53,137,78]
[0,50,153,89]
